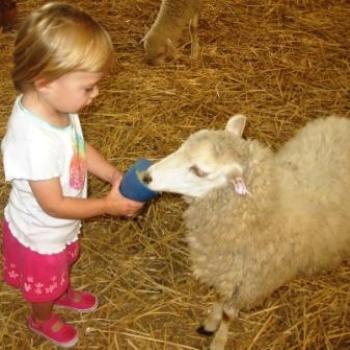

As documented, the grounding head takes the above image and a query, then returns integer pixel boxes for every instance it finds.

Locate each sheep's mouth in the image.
[139,171,152,185]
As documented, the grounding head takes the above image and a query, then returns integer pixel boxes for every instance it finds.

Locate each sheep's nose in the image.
[142,171,152,184]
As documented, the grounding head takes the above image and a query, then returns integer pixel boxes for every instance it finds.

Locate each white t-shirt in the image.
[1,96,88,254]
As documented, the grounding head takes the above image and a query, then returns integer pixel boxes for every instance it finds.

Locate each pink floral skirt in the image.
[2,221,79,302]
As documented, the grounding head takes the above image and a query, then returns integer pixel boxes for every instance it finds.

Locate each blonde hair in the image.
[12,2,114,92]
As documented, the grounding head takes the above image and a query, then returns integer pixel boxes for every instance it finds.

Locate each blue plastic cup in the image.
[119,158,158,202]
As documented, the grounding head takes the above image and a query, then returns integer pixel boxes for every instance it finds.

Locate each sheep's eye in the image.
[190,165,208,178]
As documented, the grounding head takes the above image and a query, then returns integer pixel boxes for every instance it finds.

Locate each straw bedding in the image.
[0,0,349,349]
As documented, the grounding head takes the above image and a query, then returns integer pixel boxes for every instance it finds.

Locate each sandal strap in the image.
[28,313,78,348]
[56,289,98,313]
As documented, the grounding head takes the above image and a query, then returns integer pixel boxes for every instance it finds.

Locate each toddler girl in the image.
[1,2,143,348]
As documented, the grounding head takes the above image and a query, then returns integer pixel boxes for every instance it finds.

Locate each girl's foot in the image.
[55,289,98,312]
[28,313,78,348]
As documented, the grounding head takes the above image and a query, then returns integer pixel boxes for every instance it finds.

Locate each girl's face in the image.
[41,71,103,115]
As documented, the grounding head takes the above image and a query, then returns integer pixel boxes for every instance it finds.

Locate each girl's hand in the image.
[110,169,122,185]
[104,177,144,217]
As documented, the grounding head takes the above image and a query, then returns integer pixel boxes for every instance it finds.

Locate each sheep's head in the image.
[143,33,178,65]
[143,115,250,197]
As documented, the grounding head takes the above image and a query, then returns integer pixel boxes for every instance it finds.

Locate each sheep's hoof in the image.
[197,325,214,336]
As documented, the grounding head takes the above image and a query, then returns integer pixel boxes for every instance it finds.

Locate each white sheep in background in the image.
[143,0,201,65]
[142,115,350,350]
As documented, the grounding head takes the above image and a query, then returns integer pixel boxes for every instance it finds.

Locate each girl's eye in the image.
[85,88,93,92]
[190,165,208,178]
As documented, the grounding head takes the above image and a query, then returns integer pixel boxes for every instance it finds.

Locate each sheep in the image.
[143,0,201,65]
[142,114,350,350]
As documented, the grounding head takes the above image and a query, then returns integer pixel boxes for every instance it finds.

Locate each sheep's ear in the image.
[226,114,246,137]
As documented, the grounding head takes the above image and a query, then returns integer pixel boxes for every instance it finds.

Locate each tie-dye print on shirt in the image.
[69,122,87,190]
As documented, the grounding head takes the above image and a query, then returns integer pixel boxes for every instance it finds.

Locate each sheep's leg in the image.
[189,13,200,59]
[197,301,224,335]
[209,305,238,350]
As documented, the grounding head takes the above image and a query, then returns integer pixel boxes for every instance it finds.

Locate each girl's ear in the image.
[226,114,246,137]
[34,77,50,92]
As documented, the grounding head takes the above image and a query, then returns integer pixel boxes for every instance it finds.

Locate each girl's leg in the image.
[55,287,98,312]
[54,240,97,313]
[31,301,54,323]
[4,222,79,347]
[23,242,78,347]
[28,301,79,348]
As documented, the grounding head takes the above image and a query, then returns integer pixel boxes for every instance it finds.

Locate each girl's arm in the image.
[85,142,122,184]
[29,177,143,220]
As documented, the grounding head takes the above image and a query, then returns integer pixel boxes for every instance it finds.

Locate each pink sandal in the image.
[28,313,78,348]
[55,289,98,312]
